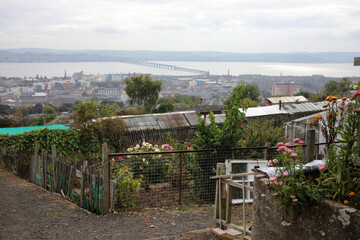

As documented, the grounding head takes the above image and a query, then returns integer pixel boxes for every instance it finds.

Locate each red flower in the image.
[119,157,124,161]
[182,166,185,169]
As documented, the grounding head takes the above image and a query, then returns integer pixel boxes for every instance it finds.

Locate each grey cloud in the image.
[94,26,127,34]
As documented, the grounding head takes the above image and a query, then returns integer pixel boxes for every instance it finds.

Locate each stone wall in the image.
[251,178,360,240]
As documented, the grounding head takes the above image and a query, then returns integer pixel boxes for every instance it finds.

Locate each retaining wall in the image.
[251,178,360,240]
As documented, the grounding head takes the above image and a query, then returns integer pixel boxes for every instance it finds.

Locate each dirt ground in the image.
[0,167,253,240]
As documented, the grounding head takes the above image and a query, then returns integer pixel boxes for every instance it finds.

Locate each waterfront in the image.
[0,61,359,78]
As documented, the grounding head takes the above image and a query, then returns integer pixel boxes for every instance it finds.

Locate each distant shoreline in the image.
[0,49,359,64]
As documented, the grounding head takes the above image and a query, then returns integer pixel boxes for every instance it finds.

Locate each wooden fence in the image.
[1,143,104,215]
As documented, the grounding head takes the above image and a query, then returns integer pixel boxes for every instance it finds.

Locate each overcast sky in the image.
[1,0,359,52]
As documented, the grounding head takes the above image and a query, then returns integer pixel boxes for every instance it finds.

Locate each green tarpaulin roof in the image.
[0,124,70,135]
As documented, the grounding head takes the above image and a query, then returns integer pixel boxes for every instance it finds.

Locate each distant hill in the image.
[0,48,358,63]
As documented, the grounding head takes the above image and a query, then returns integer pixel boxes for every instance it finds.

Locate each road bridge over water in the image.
[136,61,210,75]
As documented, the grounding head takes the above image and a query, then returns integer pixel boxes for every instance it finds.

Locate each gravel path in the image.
[0,168,219,240]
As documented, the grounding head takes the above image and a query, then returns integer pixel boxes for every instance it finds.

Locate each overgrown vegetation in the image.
[267,86,360,218]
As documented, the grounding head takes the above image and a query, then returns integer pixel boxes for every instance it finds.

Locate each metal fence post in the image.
[102,143,110,215]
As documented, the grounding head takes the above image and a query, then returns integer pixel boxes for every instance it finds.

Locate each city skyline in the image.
[1,0,360,52]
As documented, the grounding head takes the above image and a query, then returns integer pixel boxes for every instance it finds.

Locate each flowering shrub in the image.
[318,96,345,152]
[126,142,169,188]
[316,89,360,208]
[238,119,288,148]
[266,140,322,216]
[268,87,360,218]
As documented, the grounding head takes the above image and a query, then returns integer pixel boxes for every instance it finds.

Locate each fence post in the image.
[102,143,110,215]
[80,160,88,208]
[30,142,39,183]
[264,142,271,161]
[51,145,57,192]
[42,149,47,189]
[179,152,183,206]
[305,129,316,163]
[215,163,226,223]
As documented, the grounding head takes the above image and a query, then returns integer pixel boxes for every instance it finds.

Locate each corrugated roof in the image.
[241,105,288,117]
[0,124,70,135]
[183,112,199,127]
[282,102,324,114]
[155,113,190,129]
[122,115,160,131]
[267,96,308,104]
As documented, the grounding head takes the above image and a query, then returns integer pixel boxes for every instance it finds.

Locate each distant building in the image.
[272,83,300,96]
[109,74,124,81]
[72,71,83,81]
[63,81,74,89]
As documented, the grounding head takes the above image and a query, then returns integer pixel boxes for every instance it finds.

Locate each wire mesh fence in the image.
[108,147,269,211]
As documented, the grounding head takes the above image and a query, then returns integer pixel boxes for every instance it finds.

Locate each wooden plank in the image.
[102,143,110,215]
[80,160,88,207]
[226,185,233,224]
[215,163,226,225]
[210,172,265,179]
[218,220,252,235]
[222,179,254,192]
[42,150,47,190]
[51,145,56,192]
[215,179,219,220]
[80,164,85,207]
[68,165,73,198]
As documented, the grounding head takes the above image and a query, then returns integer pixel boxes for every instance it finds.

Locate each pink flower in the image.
[353,90,360,98]
[293,138,300,143]
[287,149,294,154]
[299,141,304,144]
[283,172,289,177]
[269,177,277,182]
[278,146,286,151]
[290,153,298,158]
[283,152,287,155]
[285,143,290,147]
[318,165,326,171]
[277,142,284,146]
[278,182,283,187]
[163,144,174,151]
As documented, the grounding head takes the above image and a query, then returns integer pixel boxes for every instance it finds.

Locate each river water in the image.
[0,61,359,78]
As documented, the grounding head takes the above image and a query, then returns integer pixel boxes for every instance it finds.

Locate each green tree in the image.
[152,102,174,113]
[324,77,353,97]
[72,100,99,128]
[224,83,261,107]
[42,105,56,114]
[33,103,43,114]
[0,105,10,115]
[124,75,162,112]
[58,103,73,112]
[99,103,120,117]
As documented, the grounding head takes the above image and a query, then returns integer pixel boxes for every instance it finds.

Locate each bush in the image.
[113,165,142,211]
